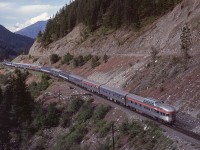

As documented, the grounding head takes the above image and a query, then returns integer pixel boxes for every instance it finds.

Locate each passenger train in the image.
[3,61,176,124]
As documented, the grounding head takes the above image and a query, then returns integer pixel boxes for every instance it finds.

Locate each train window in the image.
[157,111,159,114]
[135,102,137,105]
[140,104,141,107]
[166,114,169,116]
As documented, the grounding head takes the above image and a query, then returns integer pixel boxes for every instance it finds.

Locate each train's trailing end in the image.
[3,61,177,124]
[59,71,70,80]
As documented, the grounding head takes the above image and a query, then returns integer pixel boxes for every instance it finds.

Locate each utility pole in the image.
[58,90,61,101]
[112,122,115,150]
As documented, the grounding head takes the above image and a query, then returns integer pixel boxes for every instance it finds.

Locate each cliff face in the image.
[24,0,200,125]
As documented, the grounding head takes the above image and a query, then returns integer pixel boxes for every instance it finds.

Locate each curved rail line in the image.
[3,63,200,145]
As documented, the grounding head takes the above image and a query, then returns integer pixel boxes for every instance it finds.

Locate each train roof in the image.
[69,74,84,80]
[51,68,61,72]
[41,67,51,70]
[126,93,145,103]
[100,85,129,96]
[157,104,176,113]
[82,78,102,86]
[60,71,71,75]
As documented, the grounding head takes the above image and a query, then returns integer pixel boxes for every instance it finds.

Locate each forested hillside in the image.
[0,25,34,60]
[39,0,183,46]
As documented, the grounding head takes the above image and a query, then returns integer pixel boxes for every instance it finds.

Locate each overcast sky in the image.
[0,0,70,32]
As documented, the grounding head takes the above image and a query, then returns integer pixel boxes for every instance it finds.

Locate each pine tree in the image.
[0,105,11,150]
[12,70,34,124]
[0,88,3,104]
[0,77,15,149]
[180,23,191,68]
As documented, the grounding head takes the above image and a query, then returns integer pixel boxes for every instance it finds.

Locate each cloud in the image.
[18,4,59,14]
[1,1,67,32]
[0,2,11,9]
[12,12,50,32]
[27,12,49,24]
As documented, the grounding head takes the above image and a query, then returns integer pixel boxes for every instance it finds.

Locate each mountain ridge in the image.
[16,20,48,39]
[0,24,34,60]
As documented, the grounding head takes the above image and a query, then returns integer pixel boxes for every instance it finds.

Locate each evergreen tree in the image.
[0,88,3,104]
[0,105,11,150]
[0,77,15,149]
[180,23,191,68]
[12,69,34,124]
[38,0,183,46]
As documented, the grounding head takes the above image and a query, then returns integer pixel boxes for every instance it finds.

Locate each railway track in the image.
[68,81,200,145]
[4,64,200,146]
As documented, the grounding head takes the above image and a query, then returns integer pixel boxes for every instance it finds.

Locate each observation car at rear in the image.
[58,71,70,80]
[40,67,51,73]
[50,68,61,76]
[3,61,12,66]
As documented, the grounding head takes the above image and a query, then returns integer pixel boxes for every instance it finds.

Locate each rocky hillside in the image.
[18,0,200,132]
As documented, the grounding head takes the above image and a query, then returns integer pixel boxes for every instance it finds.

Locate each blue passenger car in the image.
[68,74,83,86]
[59,71,70,80]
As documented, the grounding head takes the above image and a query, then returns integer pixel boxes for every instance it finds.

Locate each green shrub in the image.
[0,74,8,85]
[95,139,110,150]
[84,54,92,62]
[31,104,61,132]
[53,123,86,150]
[98,122,111,138]
[44,104,61,128]
[76,105,93,123]
[54,131,84,150]
[119,120,143,137]
[28,74,51,97]
[60,112,71,128]
[31,106,46,132]
[95,120,111,138]
[41,73,51,80]
[119,119,130,135]
[93,105,110,121]
[91,56,101,68]
[103,54,109,63]
[68,97,84,113]
[73,55,85,67]
[61,53,74,64]
[50,54,60,64]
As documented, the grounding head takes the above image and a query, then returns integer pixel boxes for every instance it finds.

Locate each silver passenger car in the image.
[126,95,176,123]
[99,85,128,104]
